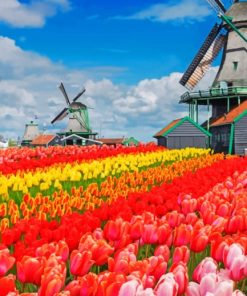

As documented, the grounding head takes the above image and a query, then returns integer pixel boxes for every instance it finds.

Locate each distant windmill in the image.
[51,82,91,133]
[51,82,98,145]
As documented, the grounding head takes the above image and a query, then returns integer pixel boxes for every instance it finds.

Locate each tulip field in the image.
[0,144,247,296]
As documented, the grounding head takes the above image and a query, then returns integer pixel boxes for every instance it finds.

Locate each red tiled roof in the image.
[98,138,124,144]
[31,135,56,145]
[154,118,182,137]
[211,101,247,127]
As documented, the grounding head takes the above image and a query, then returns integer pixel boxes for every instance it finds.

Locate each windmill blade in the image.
[180,23,224,90]
[207,0,226,14]
[59,83,70,105]
[51,107,68,124]
[73,88,86,102]
[183,35,226,90]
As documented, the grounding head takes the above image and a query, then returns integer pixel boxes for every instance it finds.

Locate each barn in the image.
[210,101,247,155]
[154,117,211,149]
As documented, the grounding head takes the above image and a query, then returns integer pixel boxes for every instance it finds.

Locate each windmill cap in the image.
[225,2,247,23]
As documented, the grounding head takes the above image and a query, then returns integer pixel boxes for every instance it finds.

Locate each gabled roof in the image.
[31,135,56,145]
[123,137,139,145]
[154,119,182,137]
[97,138,124,145]
[211,101,247,127]
[61,133,102,144]
[154,117,211,138]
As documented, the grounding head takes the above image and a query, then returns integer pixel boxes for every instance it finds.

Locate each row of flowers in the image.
[0,160,246,295]
[0,153,223,229]
[0,148,211,201]
[0,144,163,175]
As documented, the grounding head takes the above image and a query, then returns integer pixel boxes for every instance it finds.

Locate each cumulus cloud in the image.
[0,0,70,28]
[116,0,212,23]
[0,36,218,142]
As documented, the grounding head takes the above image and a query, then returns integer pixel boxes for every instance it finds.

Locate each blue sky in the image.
[0,0,227,141]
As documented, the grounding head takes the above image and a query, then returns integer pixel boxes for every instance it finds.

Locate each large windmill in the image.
[177,0,247,155]
[51,83,97,145]
[179,0,247,125]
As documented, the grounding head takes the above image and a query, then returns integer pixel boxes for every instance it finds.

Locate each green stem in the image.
[145,244,150,258]
[241,278,246,292]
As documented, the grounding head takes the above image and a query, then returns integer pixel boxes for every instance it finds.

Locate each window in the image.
[233,61,238,71]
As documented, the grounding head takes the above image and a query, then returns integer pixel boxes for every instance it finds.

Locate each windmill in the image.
[178,0,247,155]
[179,0,247,120]
[51,83,97,145]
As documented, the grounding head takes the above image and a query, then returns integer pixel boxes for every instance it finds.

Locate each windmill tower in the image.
[179,0,247,154]
[51,83,97,145]
[180,0,247,121]
[21,121,40,146]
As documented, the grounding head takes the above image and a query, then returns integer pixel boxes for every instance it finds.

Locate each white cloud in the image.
[0,0,70,28]
[0,36,218,142]
[116,0,212,23]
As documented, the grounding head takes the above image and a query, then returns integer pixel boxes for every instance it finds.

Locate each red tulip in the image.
[173,224,192,247]
[141,224,158,245]
[130,219,143,241]
[17,256,44,285]
[157,223,172,245]
[64,280,81,296]
[211,238,228,262]
[147,256,167,281]
[78,273,98,296]
[70,250,94,276]
[91,240,114,266]
[0,274,16,296]
[190,232,209,253]
[166,211,185,228]
[154,245,170,262]
[96,272,126,296]
[181,198,197,215]
[39,260,66,296]
[173,246,190,264]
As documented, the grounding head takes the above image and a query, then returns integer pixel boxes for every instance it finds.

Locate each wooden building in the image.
[21,121,40,146]
[154,117,211,149]
[31,134,59,147]
[60,134,102,146]
[210,101,247,155]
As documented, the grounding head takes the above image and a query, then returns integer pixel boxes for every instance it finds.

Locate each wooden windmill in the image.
[179,0,247,155]
[51,83,97,145]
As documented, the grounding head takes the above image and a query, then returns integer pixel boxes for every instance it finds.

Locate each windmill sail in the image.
[180,23,225,90]
[207,0,226,14]
[59,83,70,105]
[51,107,68,124]
[73,88,86,102]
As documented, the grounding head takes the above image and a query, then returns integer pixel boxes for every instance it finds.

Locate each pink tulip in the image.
[232,290,246,296]
[213,280,234,296]
[199,273,217,295]
[155,273,178,296]
[186,282,200,296]
[170,262,188,295]
[228,255,246,281]
[118,279,144,296]
[223,243,244,269]
[193,257,218,283]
